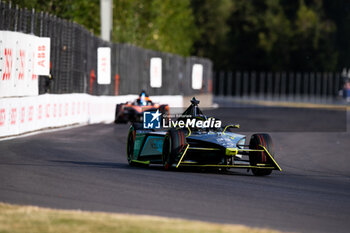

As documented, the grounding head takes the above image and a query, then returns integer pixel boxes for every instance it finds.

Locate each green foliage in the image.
[6,0,100,34]
[69,0,100,35]
[257,0,293,70]
[292,0,338,71]
[191,0,233,64]
[259,0,292,53]
[150,0,198,55]
[112,0,197,56]
[210,0,339,71]
[323,0,350,71]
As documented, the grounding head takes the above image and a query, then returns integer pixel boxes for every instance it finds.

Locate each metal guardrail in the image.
[0,1,212,96]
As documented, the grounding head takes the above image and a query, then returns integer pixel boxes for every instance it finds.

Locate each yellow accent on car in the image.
[186,127,191,137]
[131,160,150,165]
[259,145,282,171]
[225,148,238,156]
[236,146,282,171]
[176,144,190,168]
[188,147,220,150]
[179,164,276,169]
[223,124,240,135]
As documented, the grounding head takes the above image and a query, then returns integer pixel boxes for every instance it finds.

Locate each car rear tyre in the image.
[249,134,274,176]
[162,129,186,170]
[115,104,127,123]
[126,126,136,166]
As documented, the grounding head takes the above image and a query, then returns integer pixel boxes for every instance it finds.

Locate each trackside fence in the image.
[214,71,345,103]
[0,1,212,96]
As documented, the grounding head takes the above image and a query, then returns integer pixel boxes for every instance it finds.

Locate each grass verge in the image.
[0,202,281,233]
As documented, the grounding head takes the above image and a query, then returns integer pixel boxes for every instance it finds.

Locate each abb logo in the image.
[46,104,50,118]
[28,106,33,121]
[65,103,69,116]
[3,48,13,80]
[10,108,17,125]
[0,109,5,126]
[20,107,25,123]
[38,104,42,120]
[77,102,80,114]
[59,103,62,117]
[154,66,159,76]
[53,104,57,118]
[101,57,107,72]
[18,49,25,80]
[37,45,46,67]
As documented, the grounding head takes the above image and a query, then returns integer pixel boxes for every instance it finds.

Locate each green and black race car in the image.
[126,97,282,176]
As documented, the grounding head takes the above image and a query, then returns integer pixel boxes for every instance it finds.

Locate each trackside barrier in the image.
[214,71,344,103]
[0,94,183,138]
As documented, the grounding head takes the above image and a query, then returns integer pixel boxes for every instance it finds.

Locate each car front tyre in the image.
[249,134,274,176]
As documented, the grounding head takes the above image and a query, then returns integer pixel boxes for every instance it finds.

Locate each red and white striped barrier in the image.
[0,94,183,138]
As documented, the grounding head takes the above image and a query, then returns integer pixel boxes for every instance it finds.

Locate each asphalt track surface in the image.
[0,107,349,233]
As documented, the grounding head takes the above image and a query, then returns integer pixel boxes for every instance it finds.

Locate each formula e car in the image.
[126,97,282,176]
[114,91,169,123]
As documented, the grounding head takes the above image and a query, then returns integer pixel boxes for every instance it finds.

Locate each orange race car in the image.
[114,91,169,123]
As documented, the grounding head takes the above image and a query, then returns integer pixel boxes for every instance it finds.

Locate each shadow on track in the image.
[50,160,131,169]
[49,160,253,177]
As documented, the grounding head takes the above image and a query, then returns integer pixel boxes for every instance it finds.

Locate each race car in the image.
[126,97,282,176]
[114,91,169,123]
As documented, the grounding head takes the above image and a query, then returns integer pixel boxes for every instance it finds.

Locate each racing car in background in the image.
[114,91,169,123]
[126,97,282,176]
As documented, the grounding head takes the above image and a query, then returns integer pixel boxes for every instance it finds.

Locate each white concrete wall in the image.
[0,94,183,138]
